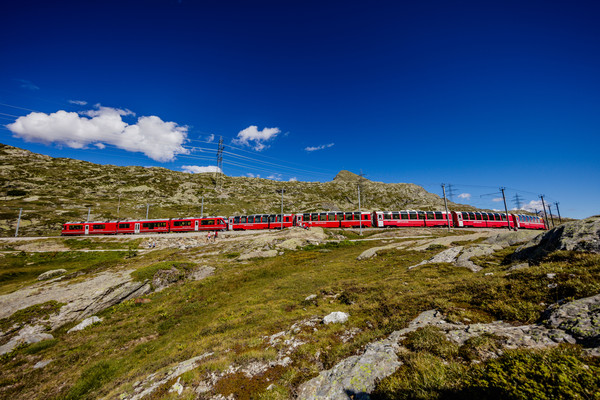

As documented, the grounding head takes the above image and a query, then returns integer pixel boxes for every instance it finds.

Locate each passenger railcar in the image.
[373,211,452,228]
[228,214,294,230]
[61,221,118,235]
[170,217,227,232]
[294,211,371,229]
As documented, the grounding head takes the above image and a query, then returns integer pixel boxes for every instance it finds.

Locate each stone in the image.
[37,269,67,281]
[323,312,349,325]
[152,267,185,292]
[305,294,317,302]
[485,231,541,249]
[296,339,401,400]
[513,216,600,262]
[33,359,52,369]
[455,245,495,272]
[408,246,462,269]
[544,293,600,344]
[169,377,184,395]
[68,316,102,333]
[0,324,54,356]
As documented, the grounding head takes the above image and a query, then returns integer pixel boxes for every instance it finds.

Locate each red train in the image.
[61,210,545,235]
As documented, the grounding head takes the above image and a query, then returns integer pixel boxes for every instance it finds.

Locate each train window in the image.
[501,214,506,221]
[69,225,83,230]
[363,213,369,220]
[320,213,326,221]
[418,211,425,220]
[311,214,319,221]
[461,212,467,220]
[92,224,105,230]
[409,212,417,219]
[201,219,215,225]
[384,213,391,220]
[248,216,254,223]
[275,215,281,222]
[392,212,400,219]
[468,213,475,220]
[354,212,361,220]
[345,212,353,220]
[435,212,443,220]
[482,213,488,221]
[427,212,434,219]
[337,212,343,220]
[328,213,335,221]
[303,213,310,220]
[118,223,129,229]
[475,213,482,220]
[487,213,494,220]
[401,212,408,220]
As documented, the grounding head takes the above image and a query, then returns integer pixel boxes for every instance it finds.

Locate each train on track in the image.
[61,210,545,235]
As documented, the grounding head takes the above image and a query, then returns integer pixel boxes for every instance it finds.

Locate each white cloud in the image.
[181,165,221,174]
[233,125,280,151]
[492,197,503,202]
[16,79,39,91]
[458,193,471,200]
[289,177,297,182]
[305,143,334,152]
[206,134,215,143]
[69,100,87,106]
[267,173,282,181]
[246,173,260,178]
[6,104,189,162]
[94,143,106,149]
[521,200,544,213]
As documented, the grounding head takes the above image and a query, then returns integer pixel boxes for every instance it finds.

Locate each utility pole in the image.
[201,196,204,218]
[87,207,91,222]
[117,194,121,220]
[15,208,22,237]
[216,136,224,189]
[278,188,286,229]
[539,195,549,230]
[555,202,562,224]
[547,204,555,228]
[500,187,512,230]
[442,184,451,232]
[512,193,523,210]
[358,171,366,235]
[146,204,150,219]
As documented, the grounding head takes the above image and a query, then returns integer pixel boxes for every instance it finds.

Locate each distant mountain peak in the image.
[333,170,366,182]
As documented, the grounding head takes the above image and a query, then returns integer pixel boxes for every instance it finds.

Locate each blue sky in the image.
[1,0,599,219]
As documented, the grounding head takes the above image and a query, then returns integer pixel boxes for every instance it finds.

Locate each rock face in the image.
[408,247,462,269]
[297,294,600,399]
[514,216,600,262]
[485,230,541,248]
[0,325,54,355]
[37,269,67,281]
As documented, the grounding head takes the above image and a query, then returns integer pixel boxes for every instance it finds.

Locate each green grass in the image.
[0,301,63,332]
[1,232,599,400]
[130,261,196,282]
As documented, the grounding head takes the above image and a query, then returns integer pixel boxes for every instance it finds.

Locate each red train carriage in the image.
[170,217,227,232]
[114,219,169,234]
[61,221,118,235]
[452,211,518,229]
[227,214,294,230]
[513,214,545,230]
[294,212,371,228]
[373,211,452,228]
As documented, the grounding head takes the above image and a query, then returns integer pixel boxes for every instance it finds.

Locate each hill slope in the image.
[0,143,469,236]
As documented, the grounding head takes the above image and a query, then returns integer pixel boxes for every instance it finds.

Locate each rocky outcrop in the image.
[297,294,600,399]
[0,324,54,355]
[485,230,541,248]
[408,247,462,269]
[67,316,102,333]
[514,216,600,262]
[238,249,278,260]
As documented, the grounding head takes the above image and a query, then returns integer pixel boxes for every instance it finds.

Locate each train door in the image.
[84,224,89,235]
[194,220,199,231]
[376,212,384,228]
[455,213,463,227]
[228,217,234,231]
[134,223,140,234]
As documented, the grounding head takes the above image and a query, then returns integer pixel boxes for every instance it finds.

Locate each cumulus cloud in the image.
[181,165,221,174]
[233,125,280,151]
[16,79,39,91]
[492,197,503,202]
[458,193,471,200]
[6,104,189,162]
[305,143,334,152]
[246,172,260,178]
[69,100,87,106]
[267,173,282,181]
[521,200,545,213]
[289,177,297,182]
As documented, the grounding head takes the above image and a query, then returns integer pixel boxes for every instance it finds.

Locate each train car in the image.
[170,217,227,232]
[373,210,451,228]
[227,214,294,230]
[61,221,118,235]
[513,214,546,230]
[295,211,371,228]
[115,219,169,234]
[452,211,518,229]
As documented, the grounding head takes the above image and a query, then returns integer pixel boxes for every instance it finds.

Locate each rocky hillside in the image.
[0,143,473,237]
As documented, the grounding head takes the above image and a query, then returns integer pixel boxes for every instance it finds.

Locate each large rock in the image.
[544,294,600,345]
[0,324,54,355]
[485,230,541,249]
[37,269,67,281]
[513,216,600,262]
[455,245,496,272]
[296,340,401,400]
[408,246,462,269]
[323,312,349,325]
[67,316,102,333]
